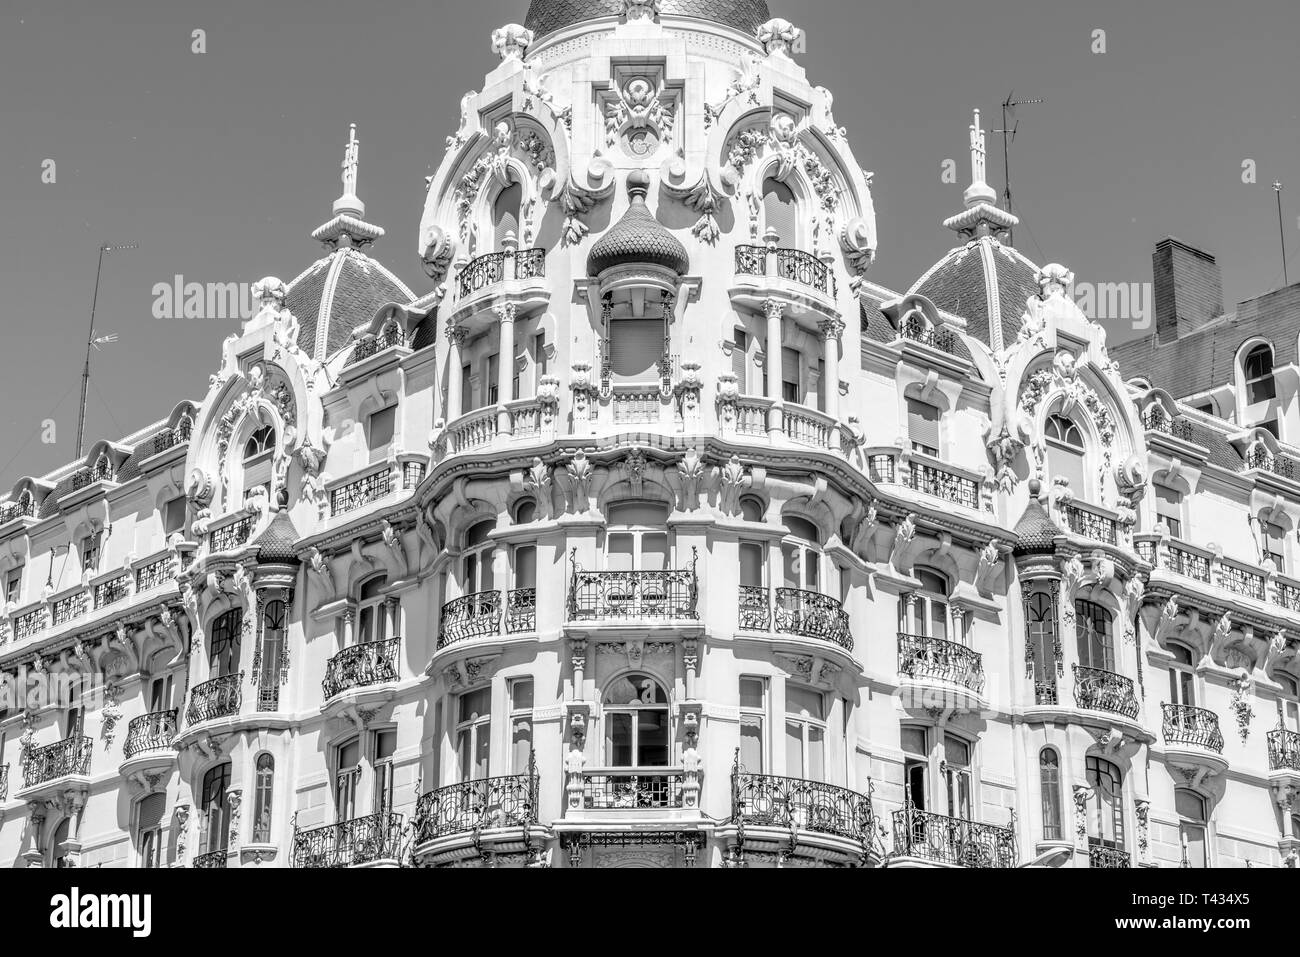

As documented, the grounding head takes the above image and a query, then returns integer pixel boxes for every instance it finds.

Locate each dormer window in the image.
[1264,520,1288,573]
[906,398,941,457]
[761,177,798,245]
[243,426,275,502]
[493,182,522,249]
[1153,483,1183,537]
[1045,414,1087,496]
[1244,344,1276,404]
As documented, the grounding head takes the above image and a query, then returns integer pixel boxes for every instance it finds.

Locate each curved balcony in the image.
[897,633,985,699]
[1267,729,1300,787]
[773,587,852,650]
[567,568,699,624]
[1087,840,1130,868]
[438,591,502,649]
[322,638,400,702]
[192,849,229,869]
[291,812,406,868]
[733,244,838,302]
[890,807,1017,868]
[186,673,243,726]
[456,247,546,301]
[506,588,536,633]
[578,770,685,810]
[1162,704,1224,753]
[120,709,179,784]
[730,767,875,861]
[906,459,983,511]
[1072,665,1139,719]
[20,736,92,795]
[412,763,541,865]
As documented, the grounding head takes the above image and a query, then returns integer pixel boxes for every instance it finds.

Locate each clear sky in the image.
[1,0,1297,489]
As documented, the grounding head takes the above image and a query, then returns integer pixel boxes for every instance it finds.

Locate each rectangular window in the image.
[901,726,928,811]
[487,354,500,406]
[65,681,83,737]
[781,347,800,404]
[335,739,361,820]
[731,329,748,391]
[1266,521,1287,573]
[163,497,187,537]
[149,675,174,713]
[532,332,548,390]
[4,566,21,606]
[373,729,397,815]
[460,363,472,414]
[510,678,534,773]
[137,793,167,868]
[1154,483,1182,537]
[81,533,101,573]
[513,545,536,589]
[906,398,940,456]
[368,406,396,463]
[739,677,766,772]
[784,685,825,780]
[739,542,765,587]
[610,318,665,383]
[456,687,492,781]
[943,735,972,820]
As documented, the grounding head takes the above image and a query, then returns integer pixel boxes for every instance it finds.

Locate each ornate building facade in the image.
[0,0,1295,869]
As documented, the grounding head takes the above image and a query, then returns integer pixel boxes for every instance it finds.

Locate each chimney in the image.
[1152,237,1224,342]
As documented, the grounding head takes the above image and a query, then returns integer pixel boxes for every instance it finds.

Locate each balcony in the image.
[1073,665,1140,719]
[907,460,982,511]
[1063,503,1119,546]
[329,469,393,517]
[322,638,400,703]
[438,590,502,648]
[782,404,837,449]
[22,736,92,791]
[734,244,837,299]
[347,325,408,367]
[0,498,35,525]
[897,633,985,694]
[209,514,255,553]
[151,420,192,456]
[71,460,115,491]
[414,768,539,846]
[456,247,546,301]
[13,606,46,641]
[506,588,536,633]
[1268,729,1300,787]
[567,567,698,624]
[1218,559,1265,602]
[51,591,88,627]
[579,770,685,810]
[1087,840,1130,868]
[123,710,178,758]
[186,673,242,725]
[192,849,228,869]
[292,812,406,868]
[1162,703,1225,759]
[890,808,1017,868]
[1141,406,1194,442]
[93,573,131,610]
[773,587,852,651]
[1245,447,1294,479]
[898,315,958,355]
[135,556,174,593]
[731,768,874,845]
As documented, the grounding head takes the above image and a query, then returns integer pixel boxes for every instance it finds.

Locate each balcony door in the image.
[779,516,821,592]
[1281,676,1300,733]
[605,503,669,572]
[258,598,287,710]
[356,577,388,645]
[149,673,174,714]
[209,608,242,679]
[943,735,973,820]
[335,739,362,820]
[903,569,954,643]
[462,522,495,596]
[455,687,492,782]
[1175,789,1208,867]
[200,762,231,856]
[1085,756,1124,851]
[1075,600,1114,672]
[784,685,826,781]
[1168,643,1196,707]
[603,673,669,769]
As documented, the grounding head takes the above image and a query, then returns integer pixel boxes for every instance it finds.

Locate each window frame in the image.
[602,672,671,770]
[1075,600,1115,672]
[252,752,275,843]
[1039,748,1063,841]
[738,676,768,773]
[783,684,827,781]
[1243,343,1276,405]
[455,686,493,782]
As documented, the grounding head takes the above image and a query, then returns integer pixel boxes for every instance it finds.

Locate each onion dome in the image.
[1012,481,1060,555]
[525,0,772,39]
[284,124,416,361]
[587,170,690,277]
[251,508,300,564]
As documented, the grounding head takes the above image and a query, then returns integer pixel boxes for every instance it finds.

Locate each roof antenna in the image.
[993,91,1044,248]
[77,242,136,459]
[1274,181,1289,287]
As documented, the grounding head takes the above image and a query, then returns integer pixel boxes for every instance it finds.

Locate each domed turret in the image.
[586,170,690,278]
[525,0,772,39]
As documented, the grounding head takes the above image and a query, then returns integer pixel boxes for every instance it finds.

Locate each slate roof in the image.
[909,237,1040,351]
[525,0,771,37]
[286,248,415,363]
[587,172,689,276]
[1012,489,1060,555]
[251,509,301,563]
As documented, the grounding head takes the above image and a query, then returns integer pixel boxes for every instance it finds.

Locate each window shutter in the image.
[762,178,798,245]
[138,793,166,834]
[731,329,748,388]
[906,398,940,452]
[493,182,522,248]
[369,407,396,456]
[244,455,272,491]
[781,347,800,397]
[461,364,472,413]
[610,319,664,383]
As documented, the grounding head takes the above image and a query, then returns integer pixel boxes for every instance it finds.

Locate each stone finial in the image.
[491,23,533,61]
[757,18,801,58]
[963,109,997,208]
[333,123,364,218]
[1036,263,1075,299]
[623,0,661,22]
[252,277,286,307]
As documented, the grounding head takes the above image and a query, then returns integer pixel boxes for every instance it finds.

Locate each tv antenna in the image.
[993,92,1045,247]
[76,242,137,458]
[1274,181,1289,287]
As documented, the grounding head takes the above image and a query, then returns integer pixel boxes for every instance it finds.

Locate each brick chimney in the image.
[1152,237,1224,342]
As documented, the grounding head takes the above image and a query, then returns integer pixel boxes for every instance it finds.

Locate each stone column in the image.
[764,298,784,439]
[445,324,467,423]
[495,303,517,436]
[819,318,844,424]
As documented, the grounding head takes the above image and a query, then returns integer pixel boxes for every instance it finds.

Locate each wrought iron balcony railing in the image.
[1162,703,1224,753]
[1245,447,1294,479]
[0,498,35,524]
[1218,560,1265,601]
[456,247,547,299]
[23,735,92,788]
[581,770,684,810]
[731,766,874,843]
[897,633,985,693]
[151,420,192,456]
[192,849,228,869]
[71,461,114,490]
[94,574,131,609]
[13,607,45,640]
[734,244,837,298]
[0,764,7,802]
[348,326,407,366]
[1088,840,1130,868]
[135,556,174,593]
[1141,406,1194,441]
[1063,504,1118,545]
[899,315,958,354]
[414,761,539,843]
[774,587,852,650]
[330,470,393,517]
[908,461,980,510]
[506,588,536,633]
[1166,543,1212,582]
[568,563,699,622]
[891,807,1017,868]
[867,453,897,484]
[738,584,770,630]
[292,811,406,868]
[1277,580,1300,613]
[1268,729,1300,771]
[51,592,88,627]
[1073,665,1140,719]
[186,673,243,725]
[209,515,255,553]
[402,460,426,490]
[322,638,401,701]
[123,710,178,758]
[438,590,502,648]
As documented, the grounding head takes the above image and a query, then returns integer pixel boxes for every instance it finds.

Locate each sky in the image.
[0,0,1297,490]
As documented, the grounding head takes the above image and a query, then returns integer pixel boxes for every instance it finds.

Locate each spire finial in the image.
[313,122,384,250]
[334,123,364,219]
[964,108,997,209]
[943,107,1017,241]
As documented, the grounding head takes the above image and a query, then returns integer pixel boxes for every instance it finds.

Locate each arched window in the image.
[761,177,798,245]
[1075,600,1114,672]
[1168,643,1195,707]
[780,516,822,592]
[463,521,496,594]
[242,426,275,501]
[943,734,972,820]
[1243,343,1276,405]
[200,762,232,856]
[51,818,72,868]
[605,503,670,572]
[739,496,765,523]
[1039,748,1062,841]
[209,608,242,678]
[493,181,522,249]
[1278,674,1299,733]
[513,499,536,525]
[1175,789,1207,867]
[137,793,166,867]
[1026,583,1058,704]
[1045,414,1087,496]
[257,597,286,710]
[357,575,389,645]
[1085,755,1124,850]
[603,673,670,768]
[903,568,958,643]
[252,753,274,843]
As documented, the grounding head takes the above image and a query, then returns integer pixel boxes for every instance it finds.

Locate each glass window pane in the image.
[786,686,823,719]
[807,725,825,780]
[641,534,668,571]
[607,713,634,767]
[459,687,491,722]
[739,543,764,587]
[739,678,765,710]
[901,727,926,757]
[781,543,799,588]
[607,534,634,572]
[785,720,804,777]
[637,709,669,766]
[338,740,360,769]
[739,716,764,771]
[944,735,970,767]
[514,546,536,589]
[512,718,532,773]
[929,600,948,641]
[512,679,534,712]
[473,727,490,779]
[375,730,397,761]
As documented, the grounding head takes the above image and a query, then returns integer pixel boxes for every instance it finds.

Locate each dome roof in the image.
[251,509,301,564]
[909,236,1041,351]
[285,247,415,361]
[525,0,771,38]
[1012,483,1060,555]
[587,171,690,277]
